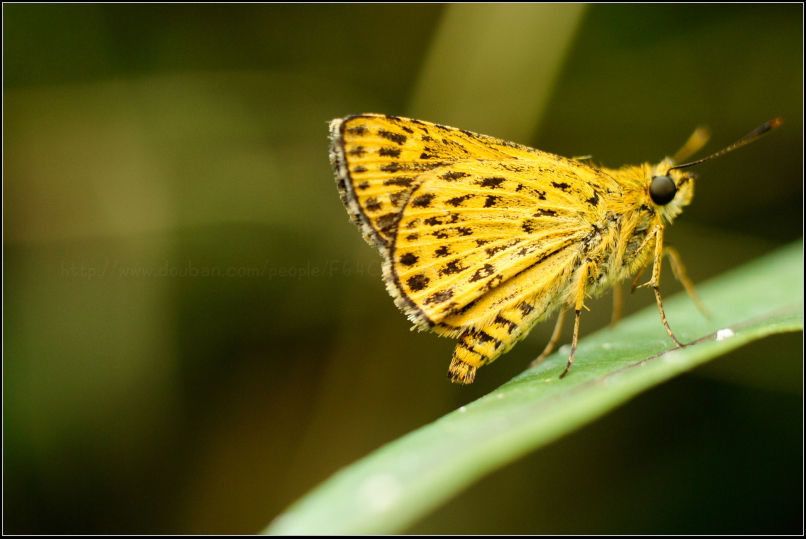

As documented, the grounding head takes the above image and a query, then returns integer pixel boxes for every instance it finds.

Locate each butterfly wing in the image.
[329,114,546,249]
[330,114,620,383]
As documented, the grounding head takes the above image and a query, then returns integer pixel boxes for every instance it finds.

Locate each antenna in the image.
[668,118,783,172]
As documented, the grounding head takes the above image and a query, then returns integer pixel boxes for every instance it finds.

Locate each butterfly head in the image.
[648,159,694,222]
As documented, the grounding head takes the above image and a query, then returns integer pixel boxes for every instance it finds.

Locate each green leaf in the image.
[265,242,803,535]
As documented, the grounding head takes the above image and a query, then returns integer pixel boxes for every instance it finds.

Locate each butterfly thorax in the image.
[573,159,694,301]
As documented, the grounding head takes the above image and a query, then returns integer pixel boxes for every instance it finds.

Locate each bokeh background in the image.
[4,4,802,534]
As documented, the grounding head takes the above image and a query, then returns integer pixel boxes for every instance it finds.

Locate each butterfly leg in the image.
[530,308,567,367]
[559,309,583,379]
[630,263,650,293]
[638,226,684,347]
[664,245,710,319]
[559,259,594,378]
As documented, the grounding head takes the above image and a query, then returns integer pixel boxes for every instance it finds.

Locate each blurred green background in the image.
[4,4,802,534]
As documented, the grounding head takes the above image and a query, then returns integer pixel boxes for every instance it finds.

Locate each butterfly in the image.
[328,114,781,383]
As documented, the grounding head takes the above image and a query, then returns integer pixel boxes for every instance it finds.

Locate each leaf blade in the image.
[266,241,803,535]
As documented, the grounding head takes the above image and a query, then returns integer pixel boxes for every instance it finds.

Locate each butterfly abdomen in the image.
[447,295,559,384]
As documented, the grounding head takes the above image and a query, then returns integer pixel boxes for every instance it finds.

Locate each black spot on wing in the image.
[485,242,513,256]
[424,216,443,226]
[380,162,402,173]
[424,213,458,226]
[494,315,518,334]
[412,193,435,208]
[378,129,407,145]
[379,147,401,158]
[439,259,466,276]
[551,181,571,192]
[425,289,454,305]
[346,125,367,136]
[484,195,500,207]
[469,263,495,283]
[399,253,418,266]
[389,191,406,207]
[447,194,472,207]
[376,212,399,236]
[474,330,502,347]
[534,209,557,217]
[482,274,504,292]
[479,177,506,189]
[518,302,534,316]
[381,161,451,173]
[365,197,382,212]
[383,177,414,187]
[407,274,430,292]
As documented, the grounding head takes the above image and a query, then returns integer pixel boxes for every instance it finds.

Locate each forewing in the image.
[329,114,547,249]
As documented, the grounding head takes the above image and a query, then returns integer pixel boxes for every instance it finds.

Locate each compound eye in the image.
[649,175,677,205]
